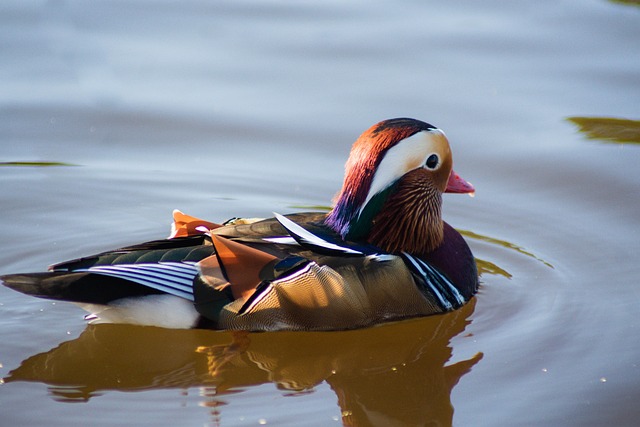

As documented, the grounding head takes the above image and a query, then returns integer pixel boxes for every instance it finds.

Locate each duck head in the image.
[325,118,474,256]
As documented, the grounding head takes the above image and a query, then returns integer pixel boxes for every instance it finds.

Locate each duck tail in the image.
[1,272,161,304]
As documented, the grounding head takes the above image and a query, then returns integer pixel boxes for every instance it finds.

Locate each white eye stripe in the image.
[358,129,445,217]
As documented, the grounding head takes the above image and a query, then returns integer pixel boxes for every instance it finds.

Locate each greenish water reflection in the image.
[0,161,78,167]
[461,229,554,270]
[567,117,640,145]
[609,0,640,7]
[476,258,512,279]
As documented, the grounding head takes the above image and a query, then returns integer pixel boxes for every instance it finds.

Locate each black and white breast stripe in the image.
[400,252,465,311]
[75,262,198,301]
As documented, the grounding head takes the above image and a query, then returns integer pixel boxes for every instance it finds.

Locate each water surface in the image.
[1,1,639,426]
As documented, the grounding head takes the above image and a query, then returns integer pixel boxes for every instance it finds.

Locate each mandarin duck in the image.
[1,118,478,331]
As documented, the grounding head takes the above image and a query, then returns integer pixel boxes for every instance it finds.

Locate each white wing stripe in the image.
[90,272,194,300]
[274,212,363,255]
[86,266,194,291]
[87,263,196,284]
[78,262,197,301]
[87,269,193,292]
[262,236,298,245]
[123,263,196,280]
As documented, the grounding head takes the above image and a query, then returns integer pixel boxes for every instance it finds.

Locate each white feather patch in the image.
[77,294,200,329]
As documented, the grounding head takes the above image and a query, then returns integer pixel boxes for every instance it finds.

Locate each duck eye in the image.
[425,154,439,169]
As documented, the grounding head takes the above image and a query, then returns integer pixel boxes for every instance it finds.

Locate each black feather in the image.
[51,235,210,271]
[1,272,162,304]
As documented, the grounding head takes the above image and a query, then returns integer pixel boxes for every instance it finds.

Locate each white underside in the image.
[77,294,200,329]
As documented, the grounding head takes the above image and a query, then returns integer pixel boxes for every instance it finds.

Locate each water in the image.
[1,1,639,426]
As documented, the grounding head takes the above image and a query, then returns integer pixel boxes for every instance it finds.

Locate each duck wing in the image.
[1,235,214,304]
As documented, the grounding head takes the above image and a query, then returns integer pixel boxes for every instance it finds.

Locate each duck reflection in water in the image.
[5,299,481,426]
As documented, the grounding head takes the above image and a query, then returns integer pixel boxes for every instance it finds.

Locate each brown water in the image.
[1,1,639,426]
